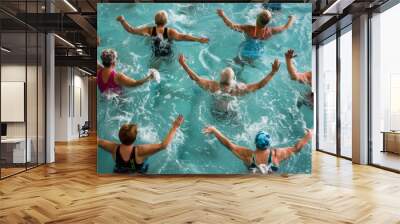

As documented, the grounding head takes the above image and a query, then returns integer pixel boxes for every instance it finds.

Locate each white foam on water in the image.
[235,116,270,147]
[168,9,194,26]
[139,125,160,143]
[148,68,161,83]
[199,48,210,71]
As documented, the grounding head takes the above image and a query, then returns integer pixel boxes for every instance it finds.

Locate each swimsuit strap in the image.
[253,26,272,40]
[151,26,168,39]
[262,27,272,40]
[252,153,257,166]
[131,146,137,167]
[267,149,273,165]
[163,27,169,39]
[151,26,157,36]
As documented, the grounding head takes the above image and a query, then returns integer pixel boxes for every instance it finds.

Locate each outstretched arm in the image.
[285,49,312,85]
[98,138,118,157]
[116,16,151,36]
[169,29,209,43]
[203,126,253,165]
[243,59,280,94]
[274,129,312,163]
[216,9,246,32]
[271,15,295,34]
[116,72,153,88]
[178,54,218,92]
[136,115,184,159]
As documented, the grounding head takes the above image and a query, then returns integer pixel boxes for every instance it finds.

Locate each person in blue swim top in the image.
[217,8,295,64]
[203,126,312,174]
[116,10,209,58]
[98,115,184,174]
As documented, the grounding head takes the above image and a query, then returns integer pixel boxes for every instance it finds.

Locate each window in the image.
[339,28,352,158]
[317,36,337,154]
[370,3,400,171]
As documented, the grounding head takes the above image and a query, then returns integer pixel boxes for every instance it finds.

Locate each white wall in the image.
[1,64,46,163]
[54,67,89,141]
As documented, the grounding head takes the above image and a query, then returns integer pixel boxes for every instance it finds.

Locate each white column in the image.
[45,0,55,163]
[352,14,369,164]
[46,33,55,163]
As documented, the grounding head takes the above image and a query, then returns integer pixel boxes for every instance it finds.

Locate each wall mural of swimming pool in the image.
[97,3,313,175]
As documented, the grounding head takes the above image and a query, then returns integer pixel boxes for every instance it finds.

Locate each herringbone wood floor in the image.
[1,136,400,224]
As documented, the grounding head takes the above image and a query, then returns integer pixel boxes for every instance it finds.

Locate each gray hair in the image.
[220,67,235,86]
[101,49,118,67]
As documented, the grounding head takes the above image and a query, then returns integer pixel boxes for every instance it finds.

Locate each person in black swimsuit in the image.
[98,115,184,174]
[117,10,209,57]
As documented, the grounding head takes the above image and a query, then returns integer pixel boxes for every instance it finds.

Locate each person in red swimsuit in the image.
[97,49,155,95]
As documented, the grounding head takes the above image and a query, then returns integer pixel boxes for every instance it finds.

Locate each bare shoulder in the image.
[241,25,254,32]
[209,81,220,92]
[167,27,178,35]
[143,26,153,35]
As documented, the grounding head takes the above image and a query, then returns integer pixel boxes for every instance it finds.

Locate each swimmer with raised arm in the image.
[203,126,312,174]
[178,54,280,96]
[217,9,295,64]
[285,49,313,108]
[98,115,184,173]
[97,49,156,95]
[117,10,209,58]
[285,49,312,85]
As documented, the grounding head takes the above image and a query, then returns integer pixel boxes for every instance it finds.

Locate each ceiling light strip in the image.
[54,34,75,48]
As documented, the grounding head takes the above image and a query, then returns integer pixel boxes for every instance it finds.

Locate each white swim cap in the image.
[220,67,235,86]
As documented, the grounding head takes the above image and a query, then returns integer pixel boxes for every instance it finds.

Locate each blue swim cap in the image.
[255,131,271,150]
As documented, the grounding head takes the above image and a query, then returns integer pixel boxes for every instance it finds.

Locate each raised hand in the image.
[116,15,125,22]
[304,129,312,139]
[271,59,280,73]
[285,49,297,59]
[202,125,216,135]
[173,115,184,128]
[217,9,225,17]
[178,54,186,65]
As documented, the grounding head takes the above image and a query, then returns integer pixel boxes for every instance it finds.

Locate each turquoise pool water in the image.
[97,3,313,174]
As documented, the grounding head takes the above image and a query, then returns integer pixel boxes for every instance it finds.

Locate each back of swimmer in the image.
[116,10,209,58]
[217,9,294,61]
[217,9,295,40]
[203,125,312,174]
[97,49,157,95]
[97,115,184,174]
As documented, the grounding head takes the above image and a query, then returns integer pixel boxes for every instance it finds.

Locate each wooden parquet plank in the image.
[0,135,400,223]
